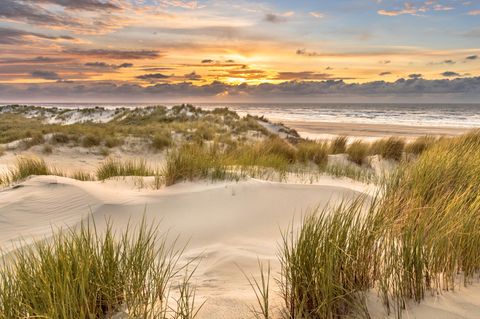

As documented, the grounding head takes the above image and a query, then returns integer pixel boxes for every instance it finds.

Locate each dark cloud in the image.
[0,56,72,64]
[225,60,235,63]
[379,72,392,76]
[65,49,162,59]
[0,0,125,34]
[466,55,478,60]
[201,59,215,64]
[31,70,61,80]
[264,13,287,23]
[0,27,75,44]
[84,62,134,69]
[379,60,391,64]
[408,73,422,79]
[441,71,460,77]
[1,77,480,102]
[443,59,455,65]
[185,71,202,81]
[136,73,171,80]
[296,49,321,57]
[33,0,121,11]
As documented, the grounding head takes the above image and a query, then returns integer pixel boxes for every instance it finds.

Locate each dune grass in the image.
[296,140,329,167]
[0,220,201,319]
[347,140,370,165]
[242,131,480,319]
[330,136,347,154]
[404,135,437,155]
[97,158,155,181]
[9,157,50,182]
[279,197,378,319]
[370,137,405,161]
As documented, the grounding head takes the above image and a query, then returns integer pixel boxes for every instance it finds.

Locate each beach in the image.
[1,104,480,318]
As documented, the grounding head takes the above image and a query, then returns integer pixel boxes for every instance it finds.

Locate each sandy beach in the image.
[282,120,471,140]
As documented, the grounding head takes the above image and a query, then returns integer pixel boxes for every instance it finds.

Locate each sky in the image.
[0,0,479,102]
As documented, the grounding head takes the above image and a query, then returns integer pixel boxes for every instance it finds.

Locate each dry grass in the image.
[97,158,155,180]
[370,137,405,161]
[330,136,347,154]
[347,140,370,165]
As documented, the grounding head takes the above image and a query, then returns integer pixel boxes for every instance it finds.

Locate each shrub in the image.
[0,220,201,318]
[50,133,70,144]
[330,136,347,154]
[104,136,124,148]
[21,133,44,149]
[347,140,369,165]
[42,144,53,155]
[82,134,101,148]
[151,133,172,151]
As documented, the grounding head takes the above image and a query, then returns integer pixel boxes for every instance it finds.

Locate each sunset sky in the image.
[0,0,479,102]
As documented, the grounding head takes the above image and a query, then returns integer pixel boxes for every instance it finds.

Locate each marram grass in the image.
[0,219,202,319]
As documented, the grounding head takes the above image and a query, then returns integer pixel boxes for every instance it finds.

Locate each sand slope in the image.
[0,176,479,318]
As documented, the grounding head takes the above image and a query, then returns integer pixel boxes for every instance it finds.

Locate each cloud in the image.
[443,59,456,64]
[378,2,417,16]
[408,73,422,79]
[31,70,61,80]
[0,27,76,44]
[84,62,133,69]
[158,0,200,9]
[466,55,478,60]
[378,1,454,17]
[32,0,122,11]
[468,9,480,15]
[65,49,162,59]
[274,71,346,81]
[201,59,215,64]
[296,49,321,57]
[441,71,460,77]
[185,71,202,80]
[309,11,324,18]
[136,73,171,80]
[2,77,480,102]
[0,0,127,34]
[379,72,392,76]
[379,60,391,64]
[264,12,294,23]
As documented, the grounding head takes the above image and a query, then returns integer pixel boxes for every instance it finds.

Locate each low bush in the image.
[82,134,101,148]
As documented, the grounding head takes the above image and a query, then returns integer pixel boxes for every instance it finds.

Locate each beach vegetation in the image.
[0,220,201,319]
[97,158,154,180]
[370,137,405,161]
[330,136,347,154]
[347,140,370,165]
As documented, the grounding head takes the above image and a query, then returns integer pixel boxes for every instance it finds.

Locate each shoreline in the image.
[280,120,472,140]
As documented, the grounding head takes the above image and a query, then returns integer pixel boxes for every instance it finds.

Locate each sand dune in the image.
[1,176,479,318]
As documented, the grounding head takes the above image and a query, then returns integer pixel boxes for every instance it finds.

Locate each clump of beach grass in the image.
[97,158,154,180]
[0,219,201,319]
[370,137,405,161]
[163,143,230,186]
[9,156,49,183]
[347,140,370,165]
[296,140,328,167]
[404,135,437,155]
[330,136,347,154]
[151,133,172,151]
[82,134,101,148]
[279,197,379,319]
[71,170,95,181]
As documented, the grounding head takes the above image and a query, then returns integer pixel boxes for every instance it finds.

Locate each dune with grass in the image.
[1,105,480,319]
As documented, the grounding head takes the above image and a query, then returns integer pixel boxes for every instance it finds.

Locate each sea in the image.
[3,103,480,128]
